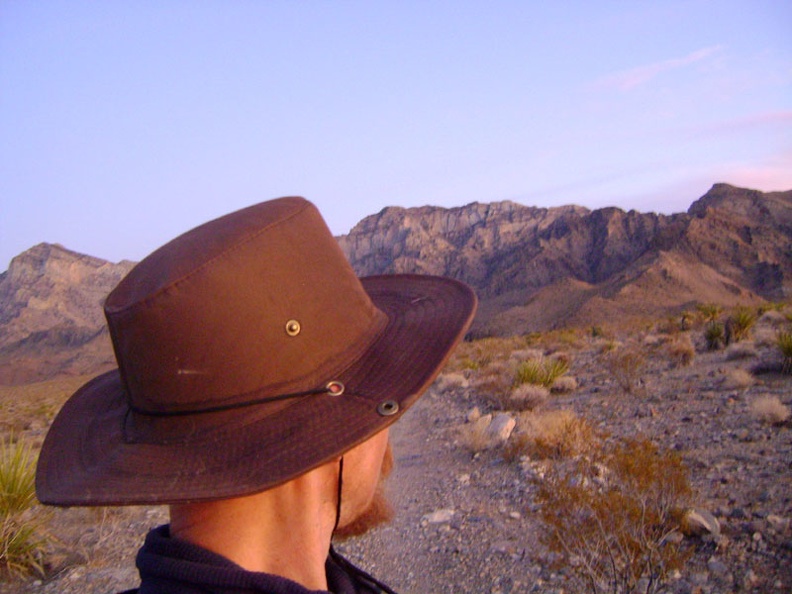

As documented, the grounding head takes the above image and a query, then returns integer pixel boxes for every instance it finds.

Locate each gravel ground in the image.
[2,325,791,593]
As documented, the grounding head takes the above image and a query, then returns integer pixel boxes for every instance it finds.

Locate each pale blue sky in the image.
[2,1,790,270]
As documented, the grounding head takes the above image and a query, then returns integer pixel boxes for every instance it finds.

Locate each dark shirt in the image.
[121,525,396,594]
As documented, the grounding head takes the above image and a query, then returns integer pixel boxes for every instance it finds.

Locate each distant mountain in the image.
[338,183,792,335]
[1,183,790,384]
[0,244,134,384]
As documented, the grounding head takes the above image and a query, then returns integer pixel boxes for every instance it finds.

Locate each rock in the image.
[682,508,721,537]
[766,514,791,535]
[486,413,516,444]
[422,508,455,525]
[467,407,482,423]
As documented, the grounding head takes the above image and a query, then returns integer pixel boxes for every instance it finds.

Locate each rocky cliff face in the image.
[340,184,792,335]
[1,184,790,383]
[0,244,134,384]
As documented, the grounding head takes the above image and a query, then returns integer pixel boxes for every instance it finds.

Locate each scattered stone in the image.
[422,508,455,525]
[486,413,516,444]
[682,508,721,537]
[467,407,482,423]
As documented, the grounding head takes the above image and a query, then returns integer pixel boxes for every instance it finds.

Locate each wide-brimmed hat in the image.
[36,197,476,505]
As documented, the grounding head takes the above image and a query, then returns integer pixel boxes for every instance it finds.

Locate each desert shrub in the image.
[550,375,578,394]
[433,372,468,393]
[0,437,47,576]
[704,321,725,351]
[726,306,757,343]
[603,347,646,394]
[759,309,788,328]
[457,417,493,454]
[508,384,550,411]
[514,356,570,389]
[722,368,755,390]
[777,330,792,374]
[725,341,758,361]
[534,438,693,594]
[665,334,695,368]
[517,410,601,460]
[696,303,722,323]
[472,361,513,407]
[750,396,790,425]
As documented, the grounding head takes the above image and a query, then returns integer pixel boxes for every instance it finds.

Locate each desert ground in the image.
[1,308,790,594]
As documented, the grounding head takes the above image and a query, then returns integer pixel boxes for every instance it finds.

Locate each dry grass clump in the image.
[471,360,513,407]
[449,336,526,371]
[508,384,550,411]
[515,409,601,460]
[750,396,790,425]
[433,372,469,393]
[602,346,646,394]
[457,416,493,454]
[725,341,758,361]
[550,375,578,394]
[509,348,545,362]
[704,321,725,351]
[722,368,756,390]
[534,438,693,594]
[665,334,695,368]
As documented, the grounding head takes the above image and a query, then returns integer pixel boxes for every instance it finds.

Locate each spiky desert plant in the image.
[534,438,693,594]
[696,303,722,323]
[0,437,47,576]
[727,306,756,343]
[513,356,570,389]
[777,329,792,374]
[704,321,725,351]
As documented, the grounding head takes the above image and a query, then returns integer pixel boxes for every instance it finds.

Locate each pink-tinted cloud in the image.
[594,45,725,91]
[718,152,792,191]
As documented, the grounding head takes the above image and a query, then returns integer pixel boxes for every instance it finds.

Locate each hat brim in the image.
[36,274,476,506]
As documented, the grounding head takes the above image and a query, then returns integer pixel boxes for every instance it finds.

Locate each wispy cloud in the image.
[594,45,725,91]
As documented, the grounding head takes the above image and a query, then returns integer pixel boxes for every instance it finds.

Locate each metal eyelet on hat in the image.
[326,381,345,396]
[377,400,399,416]
[285,319,301,336]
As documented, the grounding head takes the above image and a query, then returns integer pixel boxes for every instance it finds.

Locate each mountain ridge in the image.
[1,183,790,384]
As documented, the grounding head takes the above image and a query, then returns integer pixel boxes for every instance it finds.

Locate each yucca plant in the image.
[728,306,756,343]
[704,321,725,351]
[778,329,792,374]
[513,356,569,389]
[696,303,722,323]
[0,437,47,576]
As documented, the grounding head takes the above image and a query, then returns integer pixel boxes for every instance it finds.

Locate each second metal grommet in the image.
[377,400,399,416]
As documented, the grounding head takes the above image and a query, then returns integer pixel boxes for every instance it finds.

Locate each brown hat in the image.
[36,197,476,505]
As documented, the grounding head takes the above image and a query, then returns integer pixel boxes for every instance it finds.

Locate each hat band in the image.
[127,381,346,418]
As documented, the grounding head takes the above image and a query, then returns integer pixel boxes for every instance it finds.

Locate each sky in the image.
[1,1,791,270]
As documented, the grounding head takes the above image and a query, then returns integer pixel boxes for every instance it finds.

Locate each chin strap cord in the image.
[333,457,344,532]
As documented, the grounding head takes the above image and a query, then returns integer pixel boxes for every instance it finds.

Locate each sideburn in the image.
[333,443,395,540]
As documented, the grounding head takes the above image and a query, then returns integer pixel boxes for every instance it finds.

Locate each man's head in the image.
[35,197,476,507]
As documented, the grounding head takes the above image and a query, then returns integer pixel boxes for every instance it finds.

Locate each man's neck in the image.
[169,462,340,590]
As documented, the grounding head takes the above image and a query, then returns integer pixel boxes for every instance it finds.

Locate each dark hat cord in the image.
[127,381,346,418]
[333,457,344,533]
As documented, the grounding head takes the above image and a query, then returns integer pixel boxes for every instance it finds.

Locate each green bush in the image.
[513,356,569,389]
[534,438,693,594]
[727,306,756,343]
[0,437,47,576]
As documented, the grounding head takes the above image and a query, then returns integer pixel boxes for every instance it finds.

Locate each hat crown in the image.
[105,197,386,414]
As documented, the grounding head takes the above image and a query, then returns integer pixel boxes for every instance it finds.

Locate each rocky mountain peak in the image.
[0,243,135,384]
